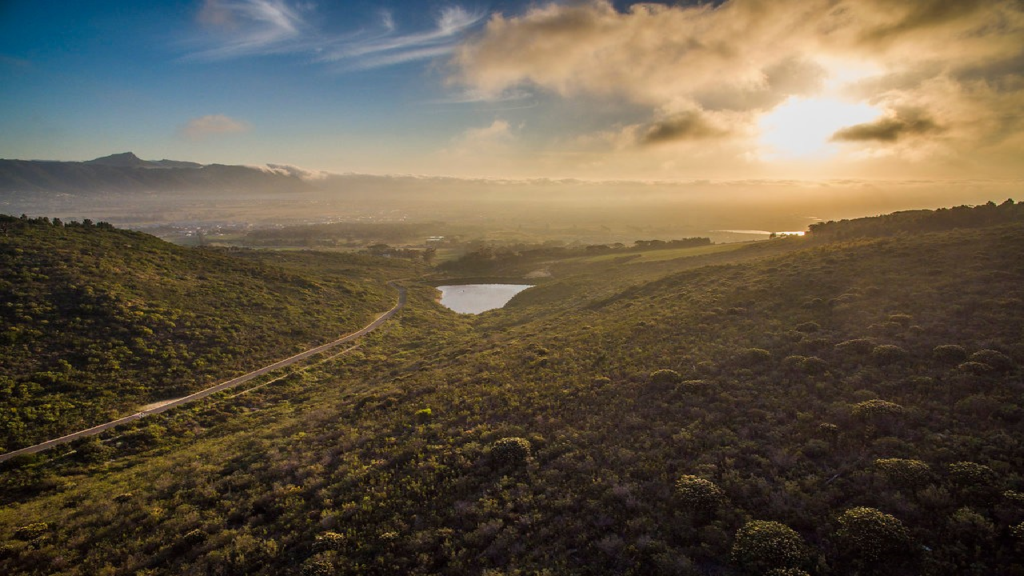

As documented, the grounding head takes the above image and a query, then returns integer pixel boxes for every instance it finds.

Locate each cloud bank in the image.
[450,0,1024,173]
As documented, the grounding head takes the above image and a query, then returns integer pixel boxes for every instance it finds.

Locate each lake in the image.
[437,284,533,314]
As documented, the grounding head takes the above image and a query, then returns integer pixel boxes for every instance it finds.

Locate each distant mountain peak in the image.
[86,152,147,167]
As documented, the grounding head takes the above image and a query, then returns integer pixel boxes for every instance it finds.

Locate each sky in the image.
[1,0,1022,181]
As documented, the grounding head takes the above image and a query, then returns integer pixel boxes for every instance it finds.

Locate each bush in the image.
[873,458,931,489]
[739,348,772,366]
[852,399,904,420]
[795,321,820,333]
[948,461,997,488]
[675,475,725,513]
[957,361,994,376]
[835,507,910,565]
[180,528,208,547]
[13,522,49,540]
[314,531,346,552]
[1012,522,1024,549]
[414,407,432,424]
[731,520,806,574]
[969,349,1014,372]
[871,344,909,365]
[933,344,968,364]
[649,369,682,388]
[491,437,531,467]
[835,338,875,356]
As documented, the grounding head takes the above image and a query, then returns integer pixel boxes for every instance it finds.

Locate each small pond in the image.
[437,284,533,314]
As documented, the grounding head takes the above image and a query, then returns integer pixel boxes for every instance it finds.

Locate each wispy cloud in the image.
[317,6,484,71]
[178,114,250,140]
[186,1,483,70]
[191,0,307,60]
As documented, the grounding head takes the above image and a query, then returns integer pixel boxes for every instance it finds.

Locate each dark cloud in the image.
[831,109,942,143]
[641,111,728,145]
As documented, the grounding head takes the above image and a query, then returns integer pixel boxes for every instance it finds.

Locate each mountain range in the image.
[0,152,312,195]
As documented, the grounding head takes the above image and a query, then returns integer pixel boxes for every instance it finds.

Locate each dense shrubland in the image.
[0,214,416,450]
[0,210,1022,575]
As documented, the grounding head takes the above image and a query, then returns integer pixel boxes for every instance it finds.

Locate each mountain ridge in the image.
[0,153,311,195]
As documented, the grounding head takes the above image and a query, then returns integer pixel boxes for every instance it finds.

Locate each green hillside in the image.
[0,215,418,450]
[1,210,1022,575]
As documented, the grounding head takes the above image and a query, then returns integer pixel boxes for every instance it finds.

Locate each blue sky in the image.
[1,1,1022,180]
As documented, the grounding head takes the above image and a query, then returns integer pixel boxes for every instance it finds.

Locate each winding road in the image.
[0,283,407,463]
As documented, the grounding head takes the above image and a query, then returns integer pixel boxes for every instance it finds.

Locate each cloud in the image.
[192,0,306,59]
[832,109,942,143]
[641,110,732,145]
[264,163,327,180]
[317,6,484,71]
[187,1,483,70]
[450,0,1024,167]
[179,114,250,140]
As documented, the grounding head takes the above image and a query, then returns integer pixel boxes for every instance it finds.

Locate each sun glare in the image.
[759,96,882,159]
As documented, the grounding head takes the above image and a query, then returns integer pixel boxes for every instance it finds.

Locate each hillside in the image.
[0,211,1022,575]
[0,215,419,451]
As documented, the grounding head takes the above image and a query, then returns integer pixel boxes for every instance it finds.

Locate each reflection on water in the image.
[437,284,532,314]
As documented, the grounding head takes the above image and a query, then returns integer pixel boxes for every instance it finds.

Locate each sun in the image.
[759,96,882,158]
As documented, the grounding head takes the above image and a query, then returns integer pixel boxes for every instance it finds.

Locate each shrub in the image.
[835,338,875,356]
[835,507,910,565]
[873,458,931,489]
[491,437,531,467]
[314,531,346,552]
[957,361,994,376]
[795,321,820,333]
[948,461,997,488]
[888,313,912,327]
[871,344,909,365]
[739,348,772,366]
[13,522,48,540]
[414,407,432,424]
[801,356,830,375]
[649,369,682,387]
[1012,522,1024,549]
[852,399,904,420]
[933,344,968,364]
[947,507,995,544]
[969,349,1014,372]
[731,520,806,574]
[181,528,208,547]
[675,475,725,513]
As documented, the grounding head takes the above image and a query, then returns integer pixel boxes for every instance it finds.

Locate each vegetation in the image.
[0,206,1022,575]
[0,214,417,449]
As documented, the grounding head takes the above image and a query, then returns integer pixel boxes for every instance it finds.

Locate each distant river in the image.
[437,284,532,314]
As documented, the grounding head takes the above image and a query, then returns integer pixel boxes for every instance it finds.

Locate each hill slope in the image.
[0,213,1022,575]
[0,215,418,450]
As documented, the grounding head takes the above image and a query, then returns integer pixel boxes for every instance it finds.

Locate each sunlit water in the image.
[437,284,532,314]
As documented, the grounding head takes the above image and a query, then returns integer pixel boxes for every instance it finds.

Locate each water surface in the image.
[437,284,532,314]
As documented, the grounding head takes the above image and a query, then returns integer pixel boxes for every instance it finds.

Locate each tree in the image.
[834,507,910,569]
[873,458,932,490]
[674,475,725,514]
[491,437,531,467]
[731,520,806,574]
